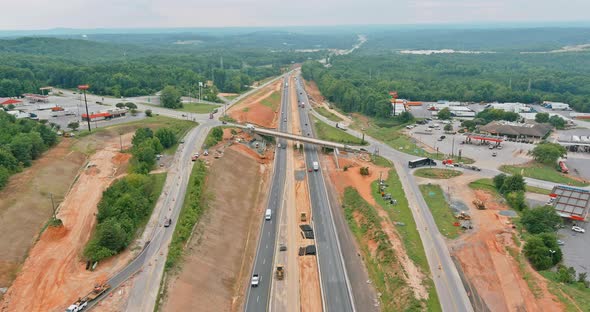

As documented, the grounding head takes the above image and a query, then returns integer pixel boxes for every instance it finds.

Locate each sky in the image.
[1,0,590,30]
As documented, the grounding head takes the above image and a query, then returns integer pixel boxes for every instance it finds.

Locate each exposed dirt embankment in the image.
[227,80,281,128]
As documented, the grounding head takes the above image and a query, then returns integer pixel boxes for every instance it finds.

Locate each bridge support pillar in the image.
[333,148,340,169]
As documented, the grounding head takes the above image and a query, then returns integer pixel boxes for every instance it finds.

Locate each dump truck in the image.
[473,199,486,210]
[276,265,284,280]
[300,212,307,222]
[455,211,471,220]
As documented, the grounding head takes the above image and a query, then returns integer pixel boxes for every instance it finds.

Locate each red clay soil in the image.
[1,138,134,312]
[446,180,563,312]
[227,81,280,128]
[302,79,325,106]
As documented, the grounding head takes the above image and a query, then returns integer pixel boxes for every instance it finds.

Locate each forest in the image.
[302,49,590,114]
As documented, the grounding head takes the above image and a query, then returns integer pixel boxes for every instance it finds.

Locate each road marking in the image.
[266,244,268,249]
[263,258,266,265]
[257,295,260,303]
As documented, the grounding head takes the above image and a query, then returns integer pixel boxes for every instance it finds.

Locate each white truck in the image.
[312,161,319,171]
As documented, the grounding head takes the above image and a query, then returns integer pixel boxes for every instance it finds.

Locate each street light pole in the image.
[78,85,91,132]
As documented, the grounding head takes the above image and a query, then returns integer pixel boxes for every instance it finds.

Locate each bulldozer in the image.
[473,199,486,210]
[276,265,284,280]
[455,211,472,220]
[300,212,307,222]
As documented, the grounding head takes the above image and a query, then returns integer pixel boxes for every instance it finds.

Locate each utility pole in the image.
[78,85,91,132]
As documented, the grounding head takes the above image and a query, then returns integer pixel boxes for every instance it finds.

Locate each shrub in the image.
[360,167,370,176]
[520,205,562,234]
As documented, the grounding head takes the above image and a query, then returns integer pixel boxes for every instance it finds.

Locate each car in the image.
[572,226,585,233]
[203,150,209,156]
[277,143,282,148]
[497,145,503,150]
[489,145,494,149]
[222,120,227,124]
[164,218,172,227]
[180,139,185,144]
[557,240,565,245]
[492,152,497,157]
[251,274,260,287]
[469,165,481,171]
[283,118,287,122]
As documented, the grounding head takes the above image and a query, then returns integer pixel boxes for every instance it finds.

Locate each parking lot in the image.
[14,91,145,130]
[558,222,590,276]
[406,120,533,168]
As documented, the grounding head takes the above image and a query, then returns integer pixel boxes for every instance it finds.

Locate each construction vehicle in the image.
[455,211,471,220]
[65,283,110,312]
[473,199,486,210]
[300,212,307,222]
[276,265,284,280]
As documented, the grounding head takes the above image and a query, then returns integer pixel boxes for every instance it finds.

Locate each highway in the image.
[244,77,290,312]
[295,77,356,312]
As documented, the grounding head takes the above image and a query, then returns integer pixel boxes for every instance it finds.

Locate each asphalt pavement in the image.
[244,77,290,312]
[295,77,355,312]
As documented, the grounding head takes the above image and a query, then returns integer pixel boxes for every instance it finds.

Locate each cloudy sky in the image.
[1,0,589,30]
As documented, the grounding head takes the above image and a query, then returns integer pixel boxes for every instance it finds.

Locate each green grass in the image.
[260,91,281,110]
[371,155,393,167]
[419,184,462,239]
[414,168,463,179]
[469,178,499,194]
[223,94,239,101]
[363,122,474,164]
[76,115,196,155]
[311,115,367,145]
[540,271,590,311]
[166,160,208,270]
[315,106,343,122]
[501,163,589,187]
[525,185,553,195]
[177,103,221,114]
[371,169,442,311]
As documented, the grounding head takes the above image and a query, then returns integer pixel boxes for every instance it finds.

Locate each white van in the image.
[265,209,272,220]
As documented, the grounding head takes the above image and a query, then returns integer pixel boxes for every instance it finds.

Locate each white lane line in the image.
[263,258,266,265]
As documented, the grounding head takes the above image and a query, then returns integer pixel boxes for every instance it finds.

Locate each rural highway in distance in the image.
[295,76,355,312]
[244,76,290,312]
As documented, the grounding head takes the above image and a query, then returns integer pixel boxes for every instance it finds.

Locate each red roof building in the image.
[0,98,23,106]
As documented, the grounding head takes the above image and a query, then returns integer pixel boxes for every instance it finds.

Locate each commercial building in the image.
[479,120,552,140]
[390,103,407,116]
[549,185,590,222]
[519,112,575,126]
[0,98,22,106]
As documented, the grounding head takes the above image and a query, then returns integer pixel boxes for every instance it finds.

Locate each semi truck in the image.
[408,158,437,168]
[65,283,110,312]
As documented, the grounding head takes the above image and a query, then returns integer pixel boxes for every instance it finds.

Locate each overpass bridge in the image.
[235,124,362,152]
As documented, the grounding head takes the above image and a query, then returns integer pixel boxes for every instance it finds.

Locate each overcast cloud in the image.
[0,0,589,30]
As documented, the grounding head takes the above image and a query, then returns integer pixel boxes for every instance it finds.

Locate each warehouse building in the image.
[486,102,532,113]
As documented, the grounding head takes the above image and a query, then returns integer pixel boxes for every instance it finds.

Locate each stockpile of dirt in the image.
[227,81,280,128]
[161,146,268,312]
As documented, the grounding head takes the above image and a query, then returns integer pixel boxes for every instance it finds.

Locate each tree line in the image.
[301,50,590,114]
[0,111,57,189]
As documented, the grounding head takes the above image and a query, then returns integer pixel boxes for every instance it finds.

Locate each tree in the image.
[397,111,414,123]
[145,109,153,117]
[0,147,20,173]
[115,103,125,109]
[155,128,176,148]
[535,113,550,123]
[67,121,80,131]
[360,167,370,176]
[0,166,10,188]
[531,143,567,165]
[548,115,566,129]
[125,102,137,109]
[506,191,527,210]
[437,108,452,120]
[524,236,554,270]
[520,205,562,234]
[160,86,182,109]
[493,174,507,191]
[501,174,526,194]
[444,123,453,132]
[132,128,153,146]
[10,133,33,166]
[556,265,576,284]
[211,127,223,141]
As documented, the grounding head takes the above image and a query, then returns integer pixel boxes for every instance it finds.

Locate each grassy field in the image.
[315,106,343,122]
[414,168,463,179]
[77,116,196,154]
[371,169,441,311]
[525,185,553,195]
[223,94,239,101]
[419,184,462,239]
[177,103,221,114]
[166,160,208,270]
[260,91,281,110]
[540,271,590,311]
[363,122,474,164]
[311,116,367,145]
[371,155,393,167]
[468,178,498,194]
[501,163,589,187]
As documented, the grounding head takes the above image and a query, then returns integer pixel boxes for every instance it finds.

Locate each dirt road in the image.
[1,136,134,312]
[162,146,269,312]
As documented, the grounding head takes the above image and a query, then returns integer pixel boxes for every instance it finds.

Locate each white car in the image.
[251,274,260,287]
[572,226,585,233]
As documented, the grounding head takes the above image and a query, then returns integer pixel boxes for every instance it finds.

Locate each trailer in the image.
[64,283,110,312]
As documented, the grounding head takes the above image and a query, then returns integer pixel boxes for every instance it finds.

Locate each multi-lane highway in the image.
[244,77,290,311]
[294,77,356,312]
